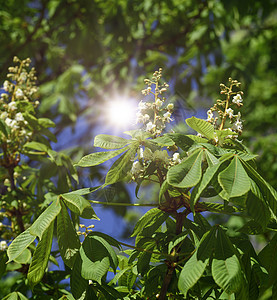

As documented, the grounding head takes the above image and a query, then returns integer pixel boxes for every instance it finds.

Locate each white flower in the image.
[0,240,8,251]
[3,80,9,91]
[233,120,243,132]
[19,72,27,82]
[15,88,24,98]
[232,94,243,106]
[155,99,163,109]
[163,111,172,122]
[142,114,150,123]
[146,121,156,131]
[15,112,24,122]
[136,112,143,123]
[226,108,234,118]
[131,161,143,175]
[172,152,181,164]
[0,112,8,120]
[5,118,19,129]
[8,101,17,111]
[167,103,174,110]
[160,88,167,93]
[138,101,148,110]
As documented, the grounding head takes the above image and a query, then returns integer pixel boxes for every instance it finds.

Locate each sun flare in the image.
[106,98,136,128]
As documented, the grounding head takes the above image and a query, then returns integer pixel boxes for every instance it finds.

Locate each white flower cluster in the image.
[0,57,39,147]
[206,79,244,141]
[130,146,171,179]
[137,69,174,136]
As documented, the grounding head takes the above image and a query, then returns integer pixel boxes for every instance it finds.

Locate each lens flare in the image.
[106,98,136,129]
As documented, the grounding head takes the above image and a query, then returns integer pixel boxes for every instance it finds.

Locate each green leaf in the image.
[159,180,170,203]
[198,202,242,214]
[24,141,49,152]
[167,149,203,188]
[76,147,128,167]
[37,117,55,128]
[29,197,61,240]
[63,188,97,196]
[178,228,216,297]
[104,146,137,186]
[94,134,130,149]
[168,232,188,254]
[168,133,203,151]
[80,235,118,283]
[7,228,36,262]
[71,253,89,300]
[152,135,176,147]
[14,248,31,264]
[186,116,215,140]
[61,193,98,218]
[190,162,223,213]
[27,221,54,288]
[211,227,243,295]
[246,180,271,230]
[204,148,219,166]
[241,159,277,216]
[218,156,251,198]
[2,292,28,300]
[0,119,8,137]
[131,208,168,238]
[57,201,81,268]
[88,231,121,250]
[258,233,277,286]
[238,220,264,235]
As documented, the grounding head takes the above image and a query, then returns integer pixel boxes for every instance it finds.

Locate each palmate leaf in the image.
[131,208,168,238]
[218,156,251,199]
[186,116,215,140]
[80,235,118,283]
[61,193,98,219]
[76,147,128,167]
[211,227,243,295]
[258,233,277,287]
[94,134,131,149]
[163,133,197,151]
[190,163,223,213]
[57,201,81,268]
[2,292,29,300]
[7,228,36,262]
[29,197,61,240]
[178,228,216,297]
[241,159,277,216]
[27,221,54,288]
[199,202,242,215]
[71,253,89,300]
[104,145,137,186]
[246,180,271,230]
[167,148,203,188]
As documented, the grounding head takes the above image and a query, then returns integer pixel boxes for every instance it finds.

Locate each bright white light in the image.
[106,98,136,128]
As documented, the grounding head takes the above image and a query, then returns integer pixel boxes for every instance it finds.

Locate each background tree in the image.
[1,0,276,185]
[1,0,277,298]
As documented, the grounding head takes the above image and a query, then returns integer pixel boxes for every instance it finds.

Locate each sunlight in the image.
[106,98,136,129]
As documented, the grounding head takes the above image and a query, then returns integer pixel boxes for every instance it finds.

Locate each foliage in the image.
[0,0,276,188]
[1,62,277,299]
